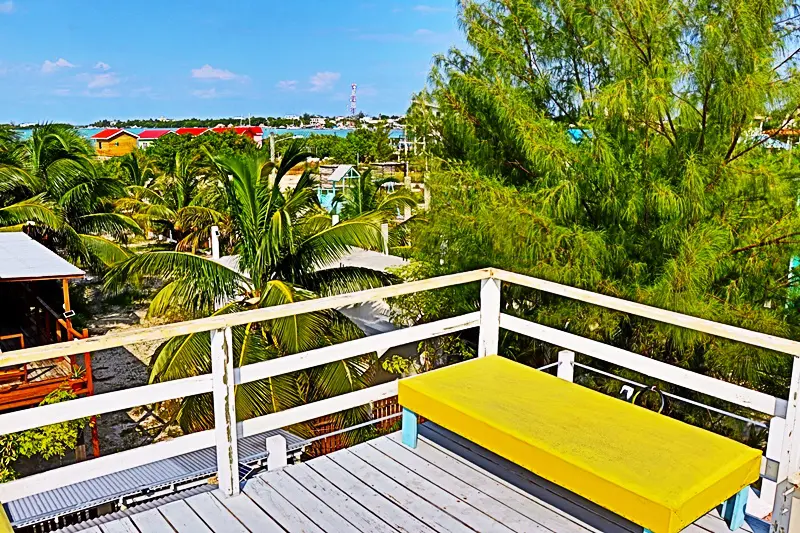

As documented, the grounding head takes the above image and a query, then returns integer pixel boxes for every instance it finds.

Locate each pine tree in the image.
[407,0,800,404]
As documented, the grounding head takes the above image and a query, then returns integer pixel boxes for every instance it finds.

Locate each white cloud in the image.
[415,28,435,36]
[88,72,119,89]
[53,88,70,96]
[94,61,110,71]
[309,71,340,92]
[192,87,218,99]
[413,4,448,13]
[276,80,297,91]
[85,88,119,98]
[41,58,75,74]
[0,1,13,13]
[191,64,239,80]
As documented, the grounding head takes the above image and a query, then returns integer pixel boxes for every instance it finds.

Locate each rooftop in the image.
[175,127,209,136]
[90,128,136,140]
[0,232,84,282]
[137,129,173,140]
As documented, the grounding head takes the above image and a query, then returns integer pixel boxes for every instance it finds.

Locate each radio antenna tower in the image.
[349,83,357,116]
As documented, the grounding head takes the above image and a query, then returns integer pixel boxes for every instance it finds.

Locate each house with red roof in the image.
[137,129,173,149]
[175,127,209,136]
[90,128,139,158]
[210,126,263,146]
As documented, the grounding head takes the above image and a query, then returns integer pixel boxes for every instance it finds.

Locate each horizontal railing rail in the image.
[2,267,800,529]
[499,313,787,417]
[0,270,490,367]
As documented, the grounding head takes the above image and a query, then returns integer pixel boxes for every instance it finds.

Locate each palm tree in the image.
[115,150,225,251]
[105,140,393,435]
[0,124,137,267]
[333,169,417,221]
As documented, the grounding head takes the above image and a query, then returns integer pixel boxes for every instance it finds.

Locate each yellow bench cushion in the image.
[398,355,761,533]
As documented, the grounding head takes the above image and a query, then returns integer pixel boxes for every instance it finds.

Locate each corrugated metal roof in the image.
[325,164,359,182]
[90,128,125,140]
[175,127,209,136]
[0,233,84,281]
[5,428,304,527]
[54,484,215,533]
[137,129,172,140]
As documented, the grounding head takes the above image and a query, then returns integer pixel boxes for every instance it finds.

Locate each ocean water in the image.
[15,126,405,141]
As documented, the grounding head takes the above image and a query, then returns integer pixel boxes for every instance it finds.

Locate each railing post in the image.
[478,278,501,357]
[759,417,785,516]
[557,350,575,382]
[381,223,390,254]
[212,327,240,497]
[773,357,800,532]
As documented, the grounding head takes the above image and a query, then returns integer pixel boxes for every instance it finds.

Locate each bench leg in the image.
[720,486,749,530]
[401,408,418,449]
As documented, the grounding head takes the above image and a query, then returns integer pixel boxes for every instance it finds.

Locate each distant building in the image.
[137,129,173,149]
[210,126,264,146]
[175,127,209,136]
[317,164,361,212]
[310,116,325,127]
[90,128,138,158]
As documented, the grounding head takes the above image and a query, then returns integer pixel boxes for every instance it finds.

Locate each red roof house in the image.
[175,127,209,136]
[90,128,133,140]
[210,126,263,140]
[137,129,174,149]
[90,129,139,157]
[138,129,173,140]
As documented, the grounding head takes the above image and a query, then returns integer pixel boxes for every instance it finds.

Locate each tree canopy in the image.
[406,0,800,405]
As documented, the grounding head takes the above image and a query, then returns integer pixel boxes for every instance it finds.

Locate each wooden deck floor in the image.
[76,424,769,533]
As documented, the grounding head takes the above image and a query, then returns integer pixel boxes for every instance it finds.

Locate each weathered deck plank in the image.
[210,491,286,533]
[372,436,570,533]
[98,517,140,533]
[128,509,174,533]
[349,441,520,533]
[244,475,326,533]
[184,492,249,533]
[91,428,770,533]
[262,468,360,532]
[383,432,595,533]
[309,455,436,533]
[286,462,397,533]
[157,500,211,533]
[330,448,475,532]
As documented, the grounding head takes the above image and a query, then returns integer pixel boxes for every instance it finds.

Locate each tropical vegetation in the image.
[104,140,399,437]
[0,124,137,267]
[0,121,417,461]
[401,0,800,438]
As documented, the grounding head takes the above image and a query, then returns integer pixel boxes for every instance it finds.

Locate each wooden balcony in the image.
[0,268,798,532]
[69,425,767,533]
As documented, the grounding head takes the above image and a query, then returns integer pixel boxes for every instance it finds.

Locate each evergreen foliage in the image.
[406,0,800,407]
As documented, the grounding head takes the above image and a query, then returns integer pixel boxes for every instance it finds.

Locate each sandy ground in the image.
[87,305,182,455]
[14,285,182,477]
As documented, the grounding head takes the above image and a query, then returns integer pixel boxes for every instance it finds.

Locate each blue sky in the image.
[0,1,461,124]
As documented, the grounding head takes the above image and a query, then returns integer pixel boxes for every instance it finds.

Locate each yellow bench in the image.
[398,355,761,533]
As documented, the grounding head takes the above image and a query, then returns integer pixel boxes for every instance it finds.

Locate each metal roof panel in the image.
[5,428,304,527]
[0,233,84,281]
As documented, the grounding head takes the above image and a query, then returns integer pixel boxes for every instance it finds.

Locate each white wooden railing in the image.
[1,268,800,533]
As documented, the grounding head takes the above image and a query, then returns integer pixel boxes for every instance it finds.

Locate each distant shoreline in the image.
[15,126,407,140]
